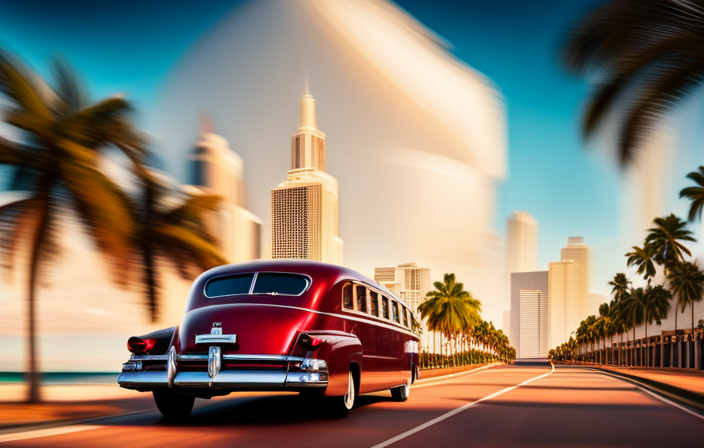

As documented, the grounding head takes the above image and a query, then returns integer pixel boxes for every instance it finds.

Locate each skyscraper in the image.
[548,237,589,347]
[510,271,549,358]
[561,236,590,317]
[189,124,262,263]
[271,94,343,264]
[548,260,580,348]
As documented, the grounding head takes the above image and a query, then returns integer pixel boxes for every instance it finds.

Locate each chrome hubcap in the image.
[344,371,355,409]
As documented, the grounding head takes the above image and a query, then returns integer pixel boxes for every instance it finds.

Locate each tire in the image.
[153,389,195,419]
[390,379,410,402]
[328,369,356,418]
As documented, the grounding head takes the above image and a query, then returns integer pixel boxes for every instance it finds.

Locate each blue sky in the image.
[0,0,673,283]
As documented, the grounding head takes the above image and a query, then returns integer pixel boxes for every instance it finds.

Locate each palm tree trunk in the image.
[26,192,52,403]
[674,308,679,368]
[692,303,696,369]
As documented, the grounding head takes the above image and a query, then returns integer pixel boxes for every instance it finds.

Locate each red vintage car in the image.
[118,260,421,418]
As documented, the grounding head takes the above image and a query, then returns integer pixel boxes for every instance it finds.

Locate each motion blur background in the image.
[1,0,704,372]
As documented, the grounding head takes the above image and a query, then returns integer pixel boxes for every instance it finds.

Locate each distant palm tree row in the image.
[550,172,704,369]
[418,273,516,368]
[0,49,227,402]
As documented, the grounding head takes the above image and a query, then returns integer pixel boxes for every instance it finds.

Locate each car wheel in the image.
[329,369,356,418]
[390,379,410,402]
[153,389,195,419]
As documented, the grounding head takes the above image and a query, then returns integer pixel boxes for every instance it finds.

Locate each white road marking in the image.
[591,368,704,422]
[0,425,103,443]
[412,363,502,388]
[371,363,555,448]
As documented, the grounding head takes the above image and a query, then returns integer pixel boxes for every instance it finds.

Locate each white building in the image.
[505,211,538,335]
[189,127,262,263]
[271,94,343,264]
[374,262,430,313]
[511,271,549,358]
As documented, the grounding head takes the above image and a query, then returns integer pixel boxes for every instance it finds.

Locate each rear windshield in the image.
[252,273,310,296]
[205,273,254,298]
[204,273,310,298]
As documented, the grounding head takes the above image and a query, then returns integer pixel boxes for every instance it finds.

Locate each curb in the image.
[584,366,704,415]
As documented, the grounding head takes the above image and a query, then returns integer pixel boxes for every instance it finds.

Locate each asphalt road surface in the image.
[3,362,704,447]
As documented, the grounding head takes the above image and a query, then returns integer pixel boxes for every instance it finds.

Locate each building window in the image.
[342,283,353,310]
[369,291,379,317]
[355,285,367,313]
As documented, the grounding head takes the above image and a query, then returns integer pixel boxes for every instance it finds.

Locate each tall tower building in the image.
[548,260,580,347]
[189,123,262,263]
[506,211,539,274]
[271,94,343,264]
[510,271,549,358]
[560,237,589,317]
[548,236,589,346]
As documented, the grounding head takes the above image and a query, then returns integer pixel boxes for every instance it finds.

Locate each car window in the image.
[382,296,389,319]
[392,301,400,323]
[369,291,379,317]
[252,273,310,295]
[355,285,367,313]
[205,274,254,298]
[342,283,353,310]
[403,308,409,327]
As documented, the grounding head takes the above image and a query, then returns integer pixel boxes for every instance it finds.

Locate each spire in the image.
[299,93,317,129]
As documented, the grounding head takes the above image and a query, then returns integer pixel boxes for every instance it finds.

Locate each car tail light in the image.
[127,337,156,353]
[298,334,324,350]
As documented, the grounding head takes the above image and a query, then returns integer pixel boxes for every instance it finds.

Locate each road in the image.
[2,362,704,447]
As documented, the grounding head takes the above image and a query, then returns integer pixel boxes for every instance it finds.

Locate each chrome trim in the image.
[286,371,328,386]
[249,272,258,295]
[177,354,309,362]
[130,354,169,361]
[208,346,222,382]
[179,354,208,361]
[118,371,169,389]
[195,334,237,344]
[167,346,177,388]
[202,271,313,299]
[174,370,292,389]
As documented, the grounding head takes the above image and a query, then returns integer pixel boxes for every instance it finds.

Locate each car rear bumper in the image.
[118,354,328,392]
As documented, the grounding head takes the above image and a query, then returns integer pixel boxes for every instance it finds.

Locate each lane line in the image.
[412,363,502,388]
[0,425,103,444]
[371,363,555,448]
[589,368,704,422]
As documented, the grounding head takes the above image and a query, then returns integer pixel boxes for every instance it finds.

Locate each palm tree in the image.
[127,172,228,321]
[680,167,704,222]
[418,273,482,366]
[0,52,145,402]
[625,245,656,285]
[667,261,704,368]
[608,273,630,365]
[609,273,630,302]
[645,214,695,268]
[561,0,704,166]
[643,285,672,367]
[622,289,646,366]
